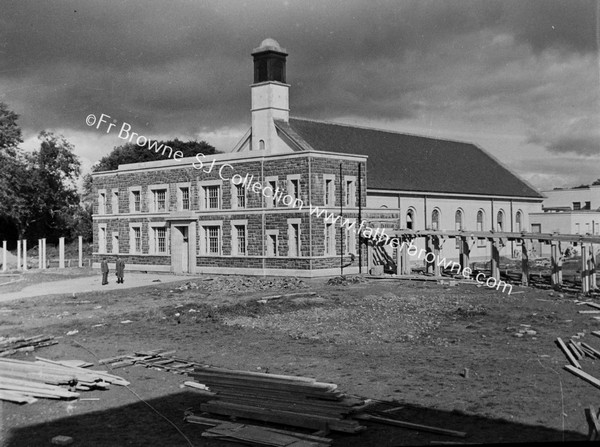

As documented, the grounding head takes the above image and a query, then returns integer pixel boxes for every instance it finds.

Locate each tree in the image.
[0,102,23,156]
[593,178,600,186]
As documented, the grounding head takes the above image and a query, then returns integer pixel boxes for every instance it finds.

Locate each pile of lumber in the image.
[0,356,128,404]
[189,366,366,433]
[99,349,197,374]
[185,413,332,446]
[0,334,57,357]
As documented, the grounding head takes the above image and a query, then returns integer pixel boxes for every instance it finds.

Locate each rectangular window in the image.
[585,201,591,210]
[235,225,246,255]
[112,190,119,214]
[204,226,221,254]
[573,202,581,210]
[236,184,246,209]
[344,227,356,255]
[289,223,300,257]
[98,192,106,214]
[111,232,119,254]
[154,189,167,212]
[153,227,167,253]
[267,233,278,256]
[344,178,356,207]
[289,179,300,201]
[324,178,334,206]
[132,190,141,212]
[131,226,142,253]
[204,185,220,209]
[98,225,107,253]
[325,223,335,255]
[267,180,277,208]
[181,187,190,210]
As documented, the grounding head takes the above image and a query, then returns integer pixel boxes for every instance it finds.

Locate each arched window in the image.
[431,209,440,231]
[406,209,414,230]
[455,210,463,231]
[497,210,505,232]
[476,210,484,231]
[259,140,265,151]
[515,211,522,232]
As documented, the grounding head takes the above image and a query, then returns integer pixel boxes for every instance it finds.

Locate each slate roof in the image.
[276,118,543,199]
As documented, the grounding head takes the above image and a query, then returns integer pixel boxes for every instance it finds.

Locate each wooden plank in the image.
[565,365,600,390]
[586,303,600,310]
[193,366,321,384]
[0,390,37,404]
[578,310,600,314]
[581,342,600,359]
[354,413,466,438]
[202,423,329,447]
[568,341,584,360]
[556,338,582,369]
[200,401,365,433]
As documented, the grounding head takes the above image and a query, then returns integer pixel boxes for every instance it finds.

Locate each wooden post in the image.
[395,239,401,276]
[459,236,470,271]
[16,240,21,271]
[425,236,433,274]
[401,242,410,275]
[521,239,529,286]
[2,240,6,272]
[38,239,43,269]
[557,246,563,286]
[22,239,27,271]
[78,236,83,268]
[367,243,373,273]
[433,236,441,276]
[551,242,558,287]
[59,237,65,269]
[42,238,47,269]
[582,244,590,293]
[491,239,500,281]
[590,244,597,291]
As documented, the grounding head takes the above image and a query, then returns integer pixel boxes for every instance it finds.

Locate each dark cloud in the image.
[0,0,597,164]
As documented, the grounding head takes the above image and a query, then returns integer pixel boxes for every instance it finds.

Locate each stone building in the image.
[92,38,544,276]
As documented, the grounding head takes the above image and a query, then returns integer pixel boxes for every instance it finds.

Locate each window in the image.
[324,176,335,206]
[576,223,581,234]
[497,210,505,232]
[266,178,278,208]
[111,232,119,254]
[288,221,301,257]
[325,223,335,255]
[531,223,541,233]
[130,226,142,254]
[180,187,190,210]
[98,225,107,253]
[344,177,356,207]
[585,201,591,210]
[112,190,119,214]
[406,209,414,230]
[455,210,463,249]
[204,185,220,209]
[477,210,485,247]
[235,184,246,209]
[515,211,522,232]
[153,189,167,212]
[153,227,167,253]
[344,222,356,255]
[131,190,141,213]
[204,226,221,254]
[431,209,440,231]
[287,177,300,202]
[267,232,278,257]
[573,202,581,210]
[98,192,106,214]
[259,139,265,151]
[235,225,246,255]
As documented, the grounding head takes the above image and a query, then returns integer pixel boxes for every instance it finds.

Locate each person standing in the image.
[116,258,125,284]
[101,258,109,285]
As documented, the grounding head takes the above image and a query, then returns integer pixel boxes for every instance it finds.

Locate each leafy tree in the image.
[593,178,600,186]
[0,102,23,156]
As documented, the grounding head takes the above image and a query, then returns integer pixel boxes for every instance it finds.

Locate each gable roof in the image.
[276,118,543,199]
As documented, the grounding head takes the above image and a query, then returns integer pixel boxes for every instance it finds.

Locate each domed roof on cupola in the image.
[252,38,287,55]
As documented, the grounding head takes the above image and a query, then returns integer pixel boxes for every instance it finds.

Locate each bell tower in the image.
[251,38,289,153]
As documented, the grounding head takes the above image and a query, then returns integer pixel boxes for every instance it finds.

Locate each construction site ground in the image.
[0,269,597,446]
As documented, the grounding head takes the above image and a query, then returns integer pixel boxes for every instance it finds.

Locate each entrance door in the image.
[171,225,190,274]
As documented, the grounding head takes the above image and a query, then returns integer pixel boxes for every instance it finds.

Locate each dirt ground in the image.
[0,271,598,446]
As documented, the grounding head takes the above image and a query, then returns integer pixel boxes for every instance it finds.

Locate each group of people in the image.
[100,258,125,285]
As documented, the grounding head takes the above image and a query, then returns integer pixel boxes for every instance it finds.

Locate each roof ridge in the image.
[289,116,478,147]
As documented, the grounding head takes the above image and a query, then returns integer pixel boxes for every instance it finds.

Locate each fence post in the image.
[59,237,65,269]
[22,239,27,271]
[2,241,6,272]
[42,238,47,269]
[78,236,83,268]
[16,240,21,271]
[38,239,43,269]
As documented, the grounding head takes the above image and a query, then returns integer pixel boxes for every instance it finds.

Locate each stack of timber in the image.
[557,334,600,390]
[190,366,366,433]
[185,413,332,446]
[0,357,128,404]
[0,334,57,357]
[100,349,197,374]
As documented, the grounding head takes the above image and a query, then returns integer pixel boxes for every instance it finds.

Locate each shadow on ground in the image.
[5,390,586,446]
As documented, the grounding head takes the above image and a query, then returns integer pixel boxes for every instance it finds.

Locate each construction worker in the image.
[101,258,109,285]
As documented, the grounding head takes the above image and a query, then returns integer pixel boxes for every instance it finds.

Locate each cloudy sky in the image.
[1,0,598,190]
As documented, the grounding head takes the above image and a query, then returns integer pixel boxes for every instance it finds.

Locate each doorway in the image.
[171,225,190,273]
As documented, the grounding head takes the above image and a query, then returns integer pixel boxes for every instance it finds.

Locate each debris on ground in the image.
[0,334,58,357]
[326,275,367,286]
[99,349,197,374]
[176,276,309,293]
